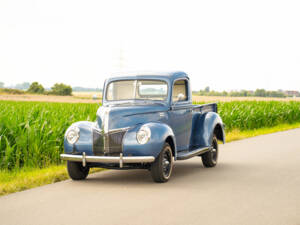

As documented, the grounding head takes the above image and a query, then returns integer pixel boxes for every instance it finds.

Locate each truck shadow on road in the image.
[82,160,244,186]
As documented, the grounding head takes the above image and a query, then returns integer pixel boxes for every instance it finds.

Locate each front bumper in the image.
[60,153,155,168]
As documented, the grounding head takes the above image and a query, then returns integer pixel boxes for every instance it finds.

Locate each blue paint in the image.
[123,122,176,158]
[64,121,95,156]
[63,71,225,162]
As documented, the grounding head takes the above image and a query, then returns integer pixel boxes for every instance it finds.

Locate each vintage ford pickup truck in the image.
[61,71,225,182]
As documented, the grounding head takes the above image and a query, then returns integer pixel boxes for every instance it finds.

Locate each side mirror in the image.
[92,95,98,100]
[170,93,186,110]
[177,93,185,101]
[92,94,101,107]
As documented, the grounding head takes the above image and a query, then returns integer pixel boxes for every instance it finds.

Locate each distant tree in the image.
[15,82,30,90]
[204,86,210,92]
[0,82,4,88]
[222,91,228,96]
[240,90,249,97]
[51,83,72,96]
[27,82,44,94]
[254,89,267,97]
[267,91,285,98]
[229,91,242,97]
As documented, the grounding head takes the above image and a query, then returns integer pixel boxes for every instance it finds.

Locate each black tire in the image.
[202,135,218,168]
[67,161,90,180]
[151,143,173,183]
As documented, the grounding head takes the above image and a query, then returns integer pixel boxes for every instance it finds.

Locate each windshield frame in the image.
[104,79,169,103]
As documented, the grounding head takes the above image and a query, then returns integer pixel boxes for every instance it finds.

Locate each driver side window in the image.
[172,79,188,102]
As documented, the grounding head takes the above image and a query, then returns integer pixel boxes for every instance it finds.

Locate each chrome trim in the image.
[103,107,110,134]
[120,153,123,168]
[66,126,80,145]
[82,152,86,167]
[108,127,130,134]
[121,128,127,156]
[91,126,130,156]
[133,80,137,98]
[136,125,151,144]
[103,108,110,152]
[60,154,155,164]
[92,126,130,135]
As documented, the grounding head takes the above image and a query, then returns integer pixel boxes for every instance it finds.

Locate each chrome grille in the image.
[93,129,104,156]
[92,129,127,156]
[108,131,126,155]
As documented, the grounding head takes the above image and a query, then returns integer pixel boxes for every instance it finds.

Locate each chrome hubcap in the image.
[211,139,218,163]
[211,148,217,162]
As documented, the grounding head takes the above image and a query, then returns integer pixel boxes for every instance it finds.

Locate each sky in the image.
[0,0,299,91]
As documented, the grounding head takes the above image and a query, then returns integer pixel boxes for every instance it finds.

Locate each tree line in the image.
[28,82,72,96]
[0,82,72,96]
[193,87,299,98]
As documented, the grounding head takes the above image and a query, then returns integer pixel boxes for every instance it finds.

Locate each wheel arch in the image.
[165,135,176,159]
[214,123,225,144]
[123,122,177,159]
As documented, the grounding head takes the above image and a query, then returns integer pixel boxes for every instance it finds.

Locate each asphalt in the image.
[1,129,300,225]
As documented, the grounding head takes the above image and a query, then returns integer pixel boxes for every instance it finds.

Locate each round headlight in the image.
[66,126,80,144]
[136,126,151,144]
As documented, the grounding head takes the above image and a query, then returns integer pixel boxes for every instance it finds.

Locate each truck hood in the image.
[96,104,169,131]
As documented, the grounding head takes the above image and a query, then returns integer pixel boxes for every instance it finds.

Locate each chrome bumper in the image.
[60,153,155,168]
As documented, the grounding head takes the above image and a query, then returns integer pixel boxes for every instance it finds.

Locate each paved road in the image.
[1,129,300,225]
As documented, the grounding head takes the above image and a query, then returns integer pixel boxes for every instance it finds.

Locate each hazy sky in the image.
[0,0,299,91]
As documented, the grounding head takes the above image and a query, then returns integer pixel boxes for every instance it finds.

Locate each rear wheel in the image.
[67,161,90,180]
[151,143,173,183]
[202,135,218,167]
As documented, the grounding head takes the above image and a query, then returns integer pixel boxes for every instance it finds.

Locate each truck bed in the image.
[193,103,217,113]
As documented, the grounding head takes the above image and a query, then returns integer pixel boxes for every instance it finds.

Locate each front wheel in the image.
[202,135,218,167]
[151,143,174,183]
[67,161,90,180]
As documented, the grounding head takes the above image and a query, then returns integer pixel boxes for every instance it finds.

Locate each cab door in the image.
[169,79,193,151]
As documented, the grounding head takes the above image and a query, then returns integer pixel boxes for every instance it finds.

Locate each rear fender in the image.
[190,112,225,149]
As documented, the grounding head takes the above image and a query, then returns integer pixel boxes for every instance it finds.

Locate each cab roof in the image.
[106,71,189,83]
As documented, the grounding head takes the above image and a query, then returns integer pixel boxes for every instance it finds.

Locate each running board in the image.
[176,147,212,160]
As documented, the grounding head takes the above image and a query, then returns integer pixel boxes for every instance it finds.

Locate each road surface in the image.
[1,129,300,225]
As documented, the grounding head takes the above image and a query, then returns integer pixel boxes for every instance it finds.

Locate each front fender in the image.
[64,121,96,155]
[123,122,176,159]
[190,112,225,149]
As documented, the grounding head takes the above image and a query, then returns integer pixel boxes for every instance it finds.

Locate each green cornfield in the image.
[1,100,300,170]
[0,101,98,170]
[217,101,300,130]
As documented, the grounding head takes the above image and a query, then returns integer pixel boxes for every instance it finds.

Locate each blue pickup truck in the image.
[61,71,225,182]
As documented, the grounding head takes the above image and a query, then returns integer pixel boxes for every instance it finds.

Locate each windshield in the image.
[106,80,168,101]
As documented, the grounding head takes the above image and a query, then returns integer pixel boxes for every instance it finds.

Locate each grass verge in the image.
[0,165,103,197]
[1,122,300,197]
[226,122,300,142]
